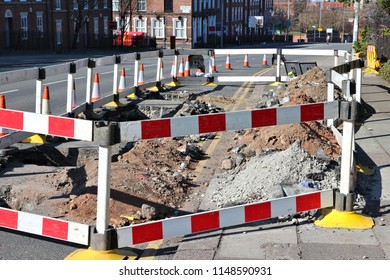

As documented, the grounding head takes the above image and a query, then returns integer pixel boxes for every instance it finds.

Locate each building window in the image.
[152,19,164,38]
[20,13,28,40]
[73,0,78,10]
[94,17,99,40]
[55,0,61,10]
[174,18,186,39]
[137,0,146,12]
[104,16,109,38]
[164,0,173,12]
[135,18,146,33]
[56,19,62,45]
[36,12,43,36]
[104,0,108,8]
[94,1,98,9]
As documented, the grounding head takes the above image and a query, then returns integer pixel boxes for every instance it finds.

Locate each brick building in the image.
[113,0,193,49]
[113,0,274,49]
[0,0,113,51]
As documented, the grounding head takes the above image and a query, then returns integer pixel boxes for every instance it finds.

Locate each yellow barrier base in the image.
[147,86,160,92]
[65,247,138,260]
[104,100,126,108]
[22,134,47,144]
[268,81,282,86]
[203,81,218,86]
[314,209,374,229]
[166,81,181,87]
[127,92,138,99]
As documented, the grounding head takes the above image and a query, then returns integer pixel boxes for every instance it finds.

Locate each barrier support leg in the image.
[147,51,164,92]
[128,53,142,99]
[65,124,137,260]
[204,49,217,86]
[167,50,181,87]
[23,68,47,144]
[315,102,373,229]
[269,49,282,86]
[106,56,126,108]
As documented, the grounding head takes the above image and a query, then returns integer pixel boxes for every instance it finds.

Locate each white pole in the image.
[340,120,354,195]
[276,54,281,81]
[134,59,139,87]
[356,67,362,103]
[66,73,73,113]
[96,145,112,234]
[327,82,335,127]
[113,63,119,94]
[35,80,43,114]
[209,55,212,76]
[173,54,178,79]
[156,57,162,82]
[86,67,93,104]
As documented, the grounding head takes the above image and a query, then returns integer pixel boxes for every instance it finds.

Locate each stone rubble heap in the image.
[210,140,340,209]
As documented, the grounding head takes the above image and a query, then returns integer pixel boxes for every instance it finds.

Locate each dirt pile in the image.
[60,138,204,227]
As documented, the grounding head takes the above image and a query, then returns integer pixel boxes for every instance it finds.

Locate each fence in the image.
[0,47,371,258]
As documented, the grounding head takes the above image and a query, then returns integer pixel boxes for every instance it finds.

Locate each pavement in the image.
[168,72,390,260]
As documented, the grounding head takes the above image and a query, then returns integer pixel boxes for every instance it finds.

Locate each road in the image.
[0,42,353,260]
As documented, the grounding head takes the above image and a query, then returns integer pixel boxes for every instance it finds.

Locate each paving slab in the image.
[299,223,379,245]
[176,230,222,251]
[300,243,386,260]
[215,226,298,260]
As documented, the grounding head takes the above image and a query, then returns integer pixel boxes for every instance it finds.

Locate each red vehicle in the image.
[113,31,144,47]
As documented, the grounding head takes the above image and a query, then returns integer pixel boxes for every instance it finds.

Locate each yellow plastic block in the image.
[65,247,138,260]
[314,209,374,229]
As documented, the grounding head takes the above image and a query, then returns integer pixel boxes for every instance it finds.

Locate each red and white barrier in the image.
[119,101,338,141]
[116,189,333,247]
[0,207,90,245]
[0,108,93,141]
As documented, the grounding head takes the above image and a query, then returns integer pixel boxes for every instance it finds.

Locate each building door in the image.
[5,9,13,49]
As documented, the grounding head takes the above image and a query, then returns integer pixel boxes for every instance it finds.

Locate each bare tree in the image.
[113,0,138,47]
[70,0,98,49]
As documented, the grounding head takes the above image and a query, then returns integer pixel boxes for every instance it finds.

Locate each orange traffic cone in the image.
[262,54,267,65]
[211,55,217,72]
[170,59,175,77]
[118,68,126,92]
[184,56,190,76]
[42,86,51,115]
[178,58,185,77]
[138,63,145,85]
[225,54,231,69]
[92,73,101,101]
[0,95,7,137]
[243,54,250,67]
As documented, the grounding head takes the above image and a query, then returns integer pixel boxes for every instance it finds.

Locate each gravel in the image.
[208,141,340,209]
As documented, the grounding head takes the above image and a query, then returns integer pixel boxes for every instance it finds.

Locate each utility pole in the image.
[352,0,359,54]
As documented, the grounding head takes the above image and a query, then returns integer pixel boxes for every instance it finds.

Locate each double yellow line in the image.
[139,67,272,260]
